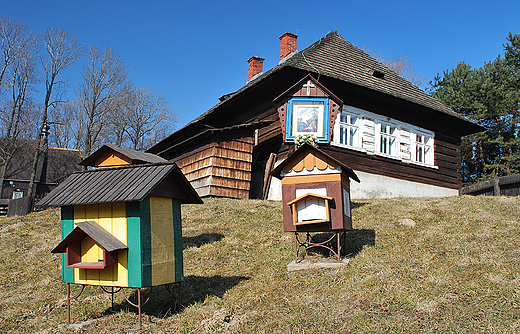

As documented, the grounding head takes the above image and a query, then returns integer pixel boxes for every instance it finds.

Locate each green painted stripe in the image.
[140,198,152,287]
[126,201,142,287]
[172,199,184,282]
[61,206,75,283]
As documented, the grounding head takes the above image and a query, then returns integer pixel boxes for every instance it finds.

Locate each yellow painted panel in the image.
[98,265,114,283]
[85,204,99,221]
[115,250,128,287]
[80,236,100,284]
[72,202,128,286]
[74,205,86,221]
[112,202,127,244]
[95,151,131,168]
[150,197,175,286]
[98,203,113,234]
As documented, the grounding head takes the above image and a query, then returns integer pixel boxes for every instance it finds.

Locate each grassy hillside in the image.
[0,196,519,333]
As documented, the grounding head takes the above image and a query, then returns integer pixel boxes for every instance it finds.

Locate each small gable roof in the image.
[36,162,203,207]
[52,221,128,253]
[273,73,343,105]
[270,143,360,183]
[81,144,168,167]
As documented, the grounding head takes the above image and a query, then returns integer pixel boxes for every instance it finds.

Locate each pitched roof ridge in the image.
[71,161,178,175]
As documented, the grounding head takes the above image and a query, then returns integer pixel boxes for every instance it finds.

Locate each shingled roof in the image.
[36,162,202,207]
[182,31,477,132]
[148,31,484,157]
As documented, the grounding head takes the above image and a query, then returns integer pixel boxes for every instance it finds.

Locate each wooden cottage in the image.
[148,31,485,200]
[39,162,202,288]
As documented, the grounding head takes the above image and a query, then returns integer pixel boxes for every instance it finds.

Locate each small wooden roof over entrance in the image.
[52,221,128,253]
[36,162,203,207]
[270,143,360,183]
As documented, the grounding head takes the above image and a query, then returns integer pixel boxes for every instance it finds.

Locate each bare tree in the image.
[363,47,425,87]
[122,86,176,150]
[27,27,84,198]
[0,17,32,93]
[49,99,78,149]
[0,17,36,197]
[75,46,129,159]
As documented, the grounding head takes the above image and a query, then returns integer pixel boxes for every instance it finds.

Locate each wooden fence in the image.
[7,196,34,217]
[460,174,520,196]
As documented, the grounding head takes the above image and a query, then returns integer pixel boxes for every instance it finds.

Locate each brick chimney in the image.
[247,56,265,81]
[279,32,298,61]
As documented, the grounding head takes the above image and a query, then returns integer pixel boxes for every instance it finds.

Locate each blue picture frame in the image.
[285,97,330,143]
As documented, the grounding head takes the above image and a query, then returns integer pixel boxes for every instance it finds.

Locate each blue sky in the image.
[3,0,520,130]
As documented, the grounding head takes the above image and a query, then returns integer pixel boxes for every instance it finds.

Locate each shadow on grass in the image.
[183,233,224,248]
[351,201,367,209]
[306,229,376,258]
[106,274,249,318]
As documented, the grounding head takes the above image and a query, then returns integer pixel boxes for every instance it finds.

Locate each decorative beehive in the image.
[271,143,359,232]
[38,145,202,327]
[270,143,359,261]
[39,162,202,288]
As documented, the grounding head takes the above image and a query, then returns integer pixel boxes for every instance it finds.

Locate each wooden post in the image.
[67,283,71,324]
[138,288,142,330]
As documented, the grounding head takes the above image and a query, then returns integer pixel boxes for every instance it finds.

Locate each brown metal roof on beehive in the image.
[80,144,168,167]
[36,162,203,207]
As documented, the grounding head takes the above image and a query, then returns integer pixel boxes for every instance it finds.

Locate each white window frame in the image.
[413,132,433,166]
[337,111,360,148]
[378,122,398,157]
[333,105,437,168]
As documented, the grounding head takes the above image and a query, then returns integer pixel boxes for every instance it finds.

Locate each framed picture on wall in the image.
[286,97,330,143]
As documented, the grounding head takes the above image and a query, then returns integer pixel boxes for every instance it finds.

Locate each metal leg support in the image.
[294,231,346,262]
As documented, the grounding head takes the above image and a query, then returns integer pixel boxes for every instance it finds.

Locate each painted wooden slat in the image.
[61,206,75,283]
[139,198,152,287]
[172,199,183,282]
[126,201,142,287]
[85,205,100,285]
[112,202,128,287]
[150,197,175,286]
[282,174,342,185]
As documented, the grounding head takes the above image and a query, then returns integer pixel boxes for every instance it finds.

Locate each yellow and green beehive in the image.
[39,162,202,288]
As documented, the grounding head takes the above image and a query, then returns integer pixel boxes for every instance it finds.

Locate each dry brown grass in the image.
[0,196,519,333]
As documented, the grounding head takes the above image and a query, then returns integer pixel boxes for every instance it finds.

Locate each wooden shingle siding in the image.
[172,135,253,199]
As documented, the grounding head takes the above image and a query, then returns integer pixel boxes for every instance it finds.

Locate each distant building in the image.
[0,139,82,199]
